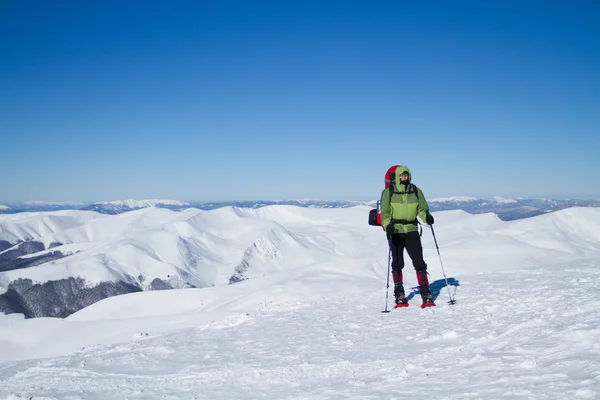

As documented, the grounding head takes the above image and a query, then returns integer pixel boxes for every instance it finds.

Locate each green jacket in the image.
[380,165,430,234]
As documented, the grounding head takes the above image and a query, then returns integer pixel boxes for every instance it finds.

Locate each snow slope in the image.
[0,205,383,294]
[0,210,105,245]
[1,206,600,399]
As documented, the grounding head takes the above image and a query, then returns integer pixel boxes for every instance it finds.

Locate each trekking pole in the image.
[430,226,457,305]
[382,248,392,313]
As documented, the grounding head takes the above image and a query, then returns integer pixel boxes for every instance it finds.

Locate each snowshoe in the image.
[421,295,436,309]
[394,293,409,308]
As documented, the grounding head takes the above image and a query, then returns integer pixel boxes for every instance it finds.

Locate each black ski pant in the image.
[388,231,429,293]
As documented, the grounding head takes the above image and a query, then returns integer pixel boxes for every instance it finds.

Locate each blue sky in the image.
[1,0,599,203]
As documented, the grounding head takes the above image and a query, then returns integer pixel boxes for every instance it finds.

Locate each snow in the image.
[1,206,600,399]
[429,196,479,202]
[428,196,520,204]
[96,198,190,208]
[0,210,106,245]
[0,205,10,210]
[491,196,518,204]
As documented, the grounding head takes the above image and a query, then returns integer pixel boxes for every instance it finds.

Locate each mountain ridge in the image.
[2,196,600,221]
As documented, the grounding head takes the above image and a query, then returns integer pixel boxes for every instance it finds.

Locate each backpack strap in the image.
[411,184,422,236]
[390,183,419,200]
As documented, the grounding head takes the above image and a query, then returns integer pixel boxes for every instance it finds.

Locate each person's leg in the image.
[389,234,407,303]
[404,231,433,303]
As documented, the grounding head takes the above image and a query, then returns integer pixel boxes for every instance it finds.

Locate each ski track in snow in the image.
[1,263,599,399]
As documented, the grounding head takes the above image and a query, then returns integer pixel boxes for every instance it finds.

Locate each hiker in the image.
[380,165,436,308]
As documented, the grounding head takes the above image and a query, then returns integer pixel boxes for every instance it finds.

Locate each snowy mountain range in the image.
[0,206,363,318]
[0,201,84,214]
[2,204,600,320]
[428,196,600,220]
[80,199,192,214]
[79,198,370,213]
[2,196,600,221]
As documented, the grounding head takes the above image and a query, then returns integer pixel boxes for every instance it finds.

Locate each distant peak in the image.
[491,196,518,204]
[429,196,479,203]
[97,199,190,208]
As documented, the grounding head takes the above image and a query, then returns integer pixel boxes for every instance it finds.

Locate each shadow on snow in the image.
[406,277,460,302]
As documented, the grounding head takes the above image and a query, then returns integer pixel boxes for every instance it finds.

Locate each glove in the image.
[425,213,434,225]
[385,223,395,236]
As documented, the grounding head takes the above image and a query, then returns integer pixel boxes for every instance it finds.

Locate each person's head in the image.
[395,166,412,186]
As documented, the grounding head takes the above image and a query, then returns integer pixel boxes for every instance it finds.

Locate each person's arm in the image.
[416,187,430,224]
[380,189,391,231]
